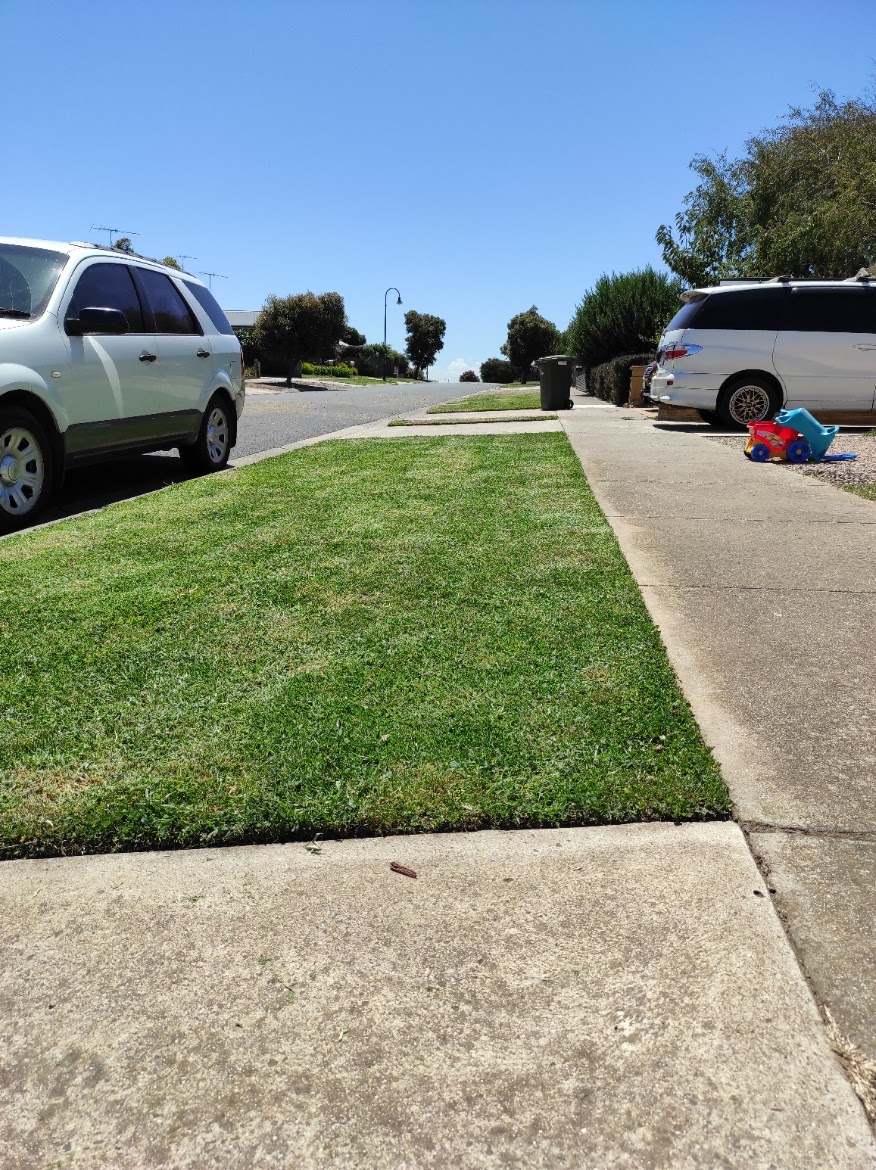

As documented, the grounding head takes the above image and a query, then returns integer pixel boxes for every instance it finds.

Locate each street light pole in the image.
[383,287,402,381]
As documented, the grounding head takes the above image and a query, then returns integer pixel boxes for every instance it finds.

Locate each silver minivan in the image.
[648,278,876,427]
[0,237,245,531]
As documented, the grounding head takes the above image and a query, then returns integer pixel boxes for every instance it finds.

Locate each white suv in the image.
[0,237,245,531]
[648,278,876,427]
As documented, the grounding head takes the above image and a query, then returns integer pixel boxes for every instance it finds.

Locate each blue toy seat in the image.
[775,408,840,462]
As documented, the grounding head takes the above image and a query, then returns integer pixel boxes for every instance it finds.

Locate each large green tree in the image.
[404,310,446,377]
[501,307,561,382]
[657,88,876,285]
[254,292,347,386]
[566,268,683,369]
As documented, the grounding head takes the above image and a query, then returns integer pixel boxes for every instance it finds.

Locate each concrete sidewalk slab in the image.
[752,831,876,1058]
[641,584,876,830]
[2,823,873,1169]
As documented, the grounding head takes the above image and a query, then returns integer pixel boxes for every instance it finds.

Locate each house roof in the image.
[225,310,259,328]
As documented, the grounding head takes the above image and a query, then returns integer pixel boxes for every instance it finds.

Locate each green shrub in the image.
[567,268,682,369]
[479,357,514,383]
[301,363,354,378]
[588,352,652,406]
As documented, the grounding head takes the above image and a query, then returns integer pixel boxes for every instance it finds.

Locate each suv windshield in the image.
[0,244,68,319]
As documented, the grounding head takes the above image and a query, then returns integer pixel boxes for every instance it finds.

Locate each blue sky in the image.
[5,0,876,379]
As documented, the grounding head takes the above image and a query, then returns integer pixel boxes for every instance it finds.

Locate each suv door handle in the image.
[139,351,157,362]
[854,344,876,351]
[197,348,210,358]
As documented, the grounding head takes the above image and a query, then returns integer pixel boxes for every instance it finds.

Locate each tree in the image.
[254,292,347,386]
[657,88,876,284]
[404,310,446,377]
[479,357,514,384]
[161,256,181,269]
[501,307,560,382]
[112,237,136,254]
[566,268,683,369]
[342,325,366,346]
[459,370,479,382]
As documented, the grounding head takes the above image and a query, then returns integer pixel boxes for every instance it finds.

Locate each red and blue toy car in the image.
[744,420,812,464]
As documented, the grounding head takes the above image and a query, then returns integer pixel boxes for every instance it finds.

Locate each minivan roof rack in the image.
[844,268,876,283]
[765,274,794,283]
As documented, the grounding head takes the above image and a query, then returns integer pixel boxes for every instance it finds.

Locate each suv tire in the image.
[716,377,780,430]
[180,395,233,474]
[0,406,54,533]
[697,409,720,426]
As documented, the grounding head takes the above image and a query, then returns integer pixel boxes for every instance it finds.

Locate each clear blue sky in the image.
[5,0,876,379]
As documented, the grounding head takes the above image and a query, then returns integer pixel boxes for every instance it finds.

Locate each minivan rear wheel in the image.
[717,377,779,429]
[0,406,54,533]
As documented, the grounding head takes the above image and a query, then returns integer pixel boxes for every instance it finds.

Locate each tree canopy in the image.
[566,268,683,369]
[479,357,514,384]
[404,310,446,375]
[161,256,181,269]
[342,325,366,346]
[254,292,347,386]
[501,307,561,381]
[656,88,876,285]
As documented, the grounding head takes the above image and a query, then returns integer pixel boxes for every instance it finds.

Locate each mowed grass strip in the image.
[427,390,542,413]
[0,434,728,858]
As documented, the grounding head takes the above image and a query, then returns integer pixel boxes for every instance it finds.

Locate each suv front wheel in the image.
[0,406,54,533]
[717,377,779,429]
[180,395,233,474]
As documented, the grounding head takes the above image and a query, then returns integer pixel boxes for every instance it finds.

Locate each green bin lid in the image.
[535,354,575,366]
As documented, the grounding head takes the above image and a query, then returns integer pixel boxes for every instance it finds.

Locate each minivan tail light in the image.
[664,343,702,360]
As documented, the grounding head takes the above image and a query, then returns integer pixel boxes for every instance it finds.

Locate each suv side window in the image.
[691,288,786,330]
[67,263,145,332]
[182,280,235,335]
[789,289,876,333]
[136,268,201,335]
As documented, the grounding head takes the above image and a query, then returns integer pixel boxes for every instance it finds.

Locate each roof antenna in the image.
[200,271,228,291]
[176,254,198,272]
[90,225,140,248]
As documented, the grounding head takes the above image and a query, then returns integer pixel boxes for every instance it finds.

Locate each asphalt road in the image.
[33,381,491,528]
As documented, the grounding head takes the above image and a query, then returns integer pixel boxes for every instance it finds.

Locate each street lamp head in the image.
[396,295,403,305]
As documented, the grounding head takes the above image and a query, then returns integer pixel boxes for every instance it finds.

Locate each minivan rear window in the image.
[788,289,876,333]
[690,288,786,330]
[664,301,703,332]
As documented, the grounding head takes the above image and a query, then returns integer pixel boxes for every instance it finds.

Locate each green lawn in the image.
[0,434,728,858]
[428,390,542,413]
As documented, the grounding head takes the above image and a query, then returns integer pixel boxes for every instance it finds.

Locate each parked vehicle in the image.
[646,276,876,427]
[0,237,245,531]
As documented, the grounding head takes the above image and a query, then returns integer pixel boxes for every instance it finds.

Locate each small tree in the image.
[480,357,514,384]
[342,325,366,346]
[501,307,560,382]
[404,310,446,377]
[161,256,181,269]
[254,292,347,386]
[112,237,136,254]
[566,268,682,369]
[459,370,479,382]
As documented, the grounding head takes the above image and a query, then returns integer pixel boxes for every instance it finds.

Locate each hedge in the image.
[588,352,652,406]
[302,363,354,378]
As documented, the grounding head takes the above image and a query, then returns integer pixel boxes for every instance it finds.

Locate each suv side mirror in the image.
[67,307,130,336]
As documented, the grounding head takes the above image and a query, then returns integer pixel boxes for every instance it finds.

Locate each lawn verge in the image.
[0,434,728,858]
[388,415,556,427]
[428,390,542,413]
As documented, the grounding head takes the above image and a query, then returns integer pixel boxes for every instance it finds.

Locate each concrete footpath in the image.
[3,402,876,1167]
[561,406,876,1074]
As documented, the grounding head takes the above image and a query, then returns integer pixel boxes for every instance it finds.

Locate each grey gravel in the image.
[707,430,876,492]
